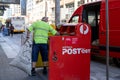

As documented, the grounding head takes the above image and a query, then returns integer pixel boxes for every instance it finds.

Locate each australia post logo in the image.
[62,46,90,55]
[79,24,89,35]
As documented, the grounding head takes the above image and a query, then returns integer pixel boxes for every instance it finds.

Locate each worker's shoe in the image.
[31,70,36,76]
[42,68,47,75]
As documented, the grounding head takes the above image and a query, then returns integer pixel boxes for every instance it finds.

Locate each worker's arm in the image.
[55,31,60,36]
[49,25,60,36]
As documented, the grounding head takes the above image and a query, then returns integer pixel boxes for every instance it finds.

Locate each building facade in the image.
[26,0,101,24]
[3,4,21,22]
[3,0,101,24]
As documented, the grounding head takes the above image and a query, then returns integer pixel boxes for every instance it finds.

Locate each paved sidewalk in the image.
[0,45,27,80]
[0,47,47,80]
[0,34,48,80]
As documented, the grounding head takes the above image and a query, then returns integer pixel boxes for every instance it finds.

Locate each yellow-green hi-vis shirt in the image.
[28,20,57,44]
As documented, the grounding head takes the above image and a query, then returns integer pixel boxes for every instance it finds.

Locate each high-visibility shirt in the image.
[28,20,57,44]
[48,24,56,36]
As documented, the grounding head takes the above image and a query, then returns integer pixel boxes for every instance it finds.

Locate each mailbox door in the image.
[49,36,90,80]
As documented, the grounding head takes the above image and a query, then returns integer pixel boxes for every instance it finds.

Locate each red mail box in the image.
[49,23,91,80]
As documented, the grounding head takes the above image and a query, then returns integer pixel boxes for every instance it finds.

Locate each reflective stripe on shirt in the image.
[34,34,48,39]
[34,27,49,32]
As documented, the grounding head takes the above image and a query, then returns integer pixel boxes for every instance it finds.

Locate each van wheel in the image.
[112,58,120,68]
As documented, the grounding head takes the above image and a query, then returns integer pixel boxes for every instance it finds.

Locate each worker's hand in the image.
[22,37,29,45]
[55,32,60,36]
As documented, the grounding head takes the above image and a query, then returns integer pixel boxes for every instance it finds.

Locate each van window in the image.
[88,11,96,26]
[69,16,79,23]
[82,2,101,42]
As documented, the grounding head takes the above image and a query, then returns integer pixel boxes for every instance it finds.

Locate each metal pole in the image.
[45,0,47,17]
[105,0,109,80]
[55,0,60,28]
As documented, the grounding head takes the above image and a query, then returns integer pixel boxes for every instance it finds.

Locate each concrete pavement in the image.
[0,33,47,80]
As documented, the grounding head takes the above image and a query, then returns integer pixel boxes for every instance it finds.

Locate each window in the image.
[69,16,79,23]
[66,3,74,16]
[88,11,96,26]
[36,0,43,3]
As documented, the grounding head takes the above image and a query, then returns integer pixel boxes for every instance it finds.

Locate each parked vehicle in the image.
[10,16,25,33]
[59,0,120,67]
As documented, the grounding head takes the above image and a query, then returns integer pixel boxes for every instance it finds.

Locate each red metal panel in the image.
[100,0,120,46]
[49,35,91,80]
